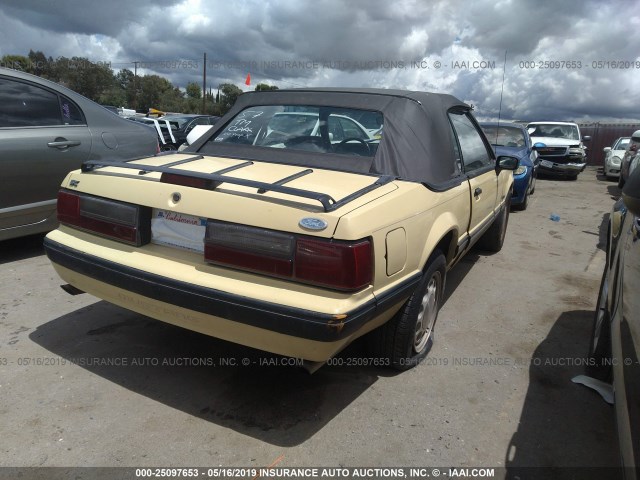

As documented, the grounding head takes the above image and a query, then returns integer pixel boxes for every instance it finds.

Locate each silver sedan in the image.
[0,68,159,241]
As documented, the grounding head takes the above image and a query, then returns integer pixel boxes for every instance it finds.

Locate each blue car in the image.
[481,122,540,210]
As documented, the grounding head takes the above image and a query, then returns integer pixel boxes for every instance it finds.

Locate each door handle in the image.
[474,187,482,197]
[48,138,81,149]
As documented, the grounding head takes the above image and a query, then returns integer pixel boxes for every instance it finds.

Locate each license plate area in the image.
[540,160,554,168]
[151,209,207,253]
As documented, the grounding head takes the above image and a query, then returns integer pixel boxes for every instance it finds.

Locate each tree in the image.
[116,69,135,90]
[0,54,31,72]
[158,87,186,113]
[219,83,243,112]
[28,50,54,79]
[255,83,278,91]
[50,56,115,102]
[114,69,137,108]
[185,82,202,99]
[137,74,175,112]
[98,86,127,107]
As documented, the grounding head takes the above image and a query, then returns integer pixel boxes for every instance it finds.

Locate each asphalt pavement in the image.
[0,167,622,478]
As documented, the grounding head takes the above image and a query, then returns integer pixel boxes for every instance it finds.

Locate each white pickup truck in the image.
[527,121,590,179]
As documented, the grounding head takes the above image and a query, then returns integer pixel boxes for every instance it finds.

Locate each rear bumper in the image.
[605,167,620,178]
[44,237,418,361]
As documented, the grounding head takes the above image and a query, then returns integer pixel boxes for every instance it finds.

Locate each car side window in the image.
[448,111,493,173]
[327,116,344,141]
[60,96,85,125]
[447,121,463,176]
[0,77,62,127]
[338,117,366,140]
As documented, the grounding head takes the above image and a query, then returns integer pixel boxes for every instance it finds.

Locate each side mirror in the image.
[603,147,611,152]
[582,136,591,142]
[496,155,519,171]
[532,142,546,150]
[622,167,640,217]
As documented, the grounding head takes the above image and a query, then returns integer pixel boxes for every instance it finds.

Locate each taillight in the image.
[57,190,151,246]
[295,237,372,291]
[205,222,294,276]
[204,221,372,291]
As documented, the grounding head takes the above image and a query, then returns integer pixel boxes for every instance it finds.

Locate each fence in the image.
[578,123,640,166]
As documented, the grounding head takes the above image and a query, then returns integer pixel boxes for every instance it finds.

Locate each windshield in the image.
[162,116,194,130]
[481,126,526,147]
[528,123,580,140]
[614,138,630,150]
[208,105,383,157]
[267,113,319,136]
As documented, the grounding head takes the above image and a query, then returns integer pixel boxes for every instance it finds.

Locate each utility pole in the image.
[202,53,207,114]
[133,61,139,111]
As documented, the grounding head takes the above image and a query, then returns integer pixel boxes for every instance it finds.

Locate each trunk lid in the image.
[64,153,398,239]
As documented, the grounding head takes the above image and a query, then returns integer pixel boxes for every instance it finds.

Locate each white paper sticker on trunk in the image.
[151,209,206,253]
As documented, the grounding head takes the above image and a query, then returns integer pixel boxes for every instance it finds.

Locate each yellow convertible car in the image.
[44,88,518,370]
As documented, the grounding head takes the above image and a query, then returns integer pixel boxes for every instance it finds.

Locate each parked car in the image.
[256,111,376,152]
[603,137,630,179]
[101,105,119,115]
[177,125,216,152]
[527,121,590,179]
[618,130,640,188]
[481,122,539,210]
[0,68,159,241]
[127,116,176,151]
[160,114,220,149]
[587,166,640,473]
[44,88,518,371]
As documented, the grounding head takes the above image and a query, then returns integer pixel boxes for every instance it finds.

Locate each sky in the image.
[1,0,639,122]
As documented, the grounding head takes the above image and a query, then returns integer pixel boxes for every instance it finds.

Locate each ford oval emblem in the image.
[299,217,328,231]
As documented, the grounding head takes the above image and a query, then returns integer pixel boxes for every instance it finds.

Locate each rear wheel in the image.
[369,251,446,370]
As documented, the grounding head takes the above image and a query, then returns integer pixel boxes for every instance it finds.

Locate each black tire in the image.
[368,251,446,371]
[477,195,511,252]
[514,191,528,211]
[586,268,612,381]
[530,176,536,195]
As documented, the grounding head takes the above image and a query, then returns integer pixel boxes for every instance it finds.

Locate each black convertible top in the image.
[194,88,472,187]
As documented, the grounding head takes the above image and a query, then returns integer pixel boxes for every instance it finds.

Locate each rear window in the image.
[481,126,526,147]
[0,77,86,127]
[208,106,383,157]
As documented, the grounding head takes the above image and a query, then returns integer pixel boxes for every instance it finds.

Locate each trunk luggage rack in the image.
[81,158,394,212]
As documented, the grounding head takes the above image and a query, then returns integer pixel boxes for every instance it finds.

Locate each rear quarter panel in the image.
[334,180,471,297]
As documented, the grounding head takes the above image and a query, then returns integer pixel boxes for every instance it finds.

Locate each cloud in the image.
[1,0,639,121]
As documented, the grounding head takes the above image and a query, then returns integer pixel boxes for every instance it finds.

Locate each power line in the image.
[105,59,310,88]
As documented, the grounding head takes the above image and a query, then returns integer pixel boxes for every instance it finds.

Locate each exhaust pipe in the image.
[301,360,325,374]
[60,284,85,296]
